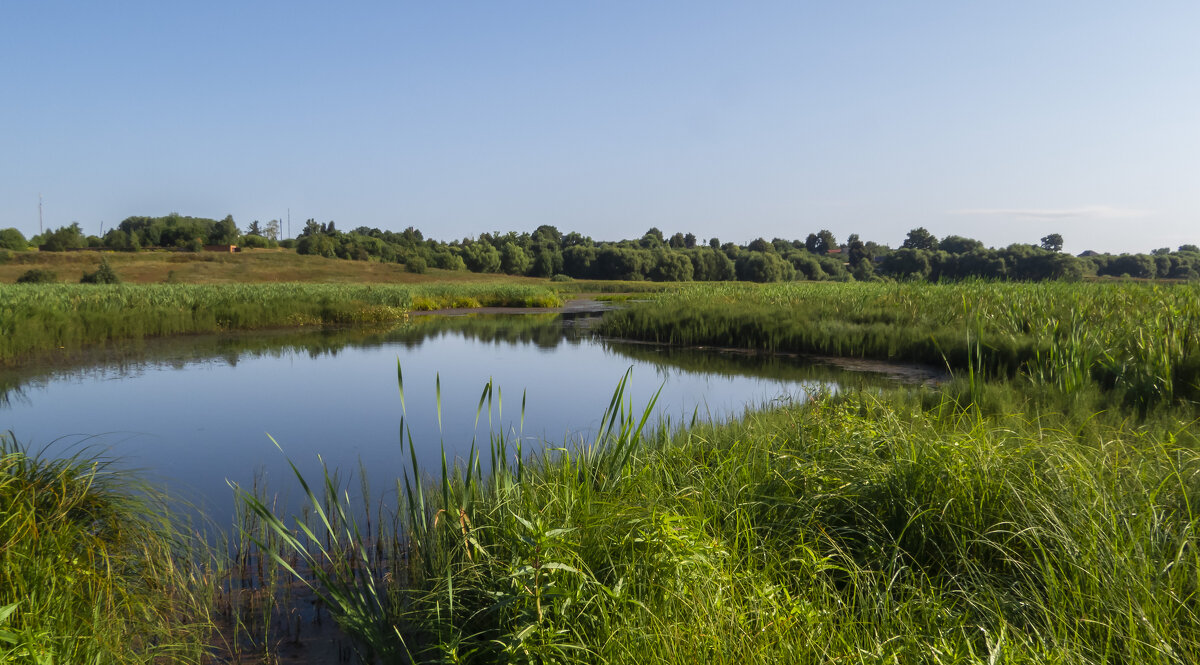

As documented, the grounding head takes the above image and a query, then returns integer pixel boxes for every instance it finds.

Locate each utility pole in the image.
[38,194,43,235]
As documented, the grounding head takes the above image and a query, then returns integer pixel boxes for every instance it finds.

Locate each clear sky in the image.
[2,2,1196,254]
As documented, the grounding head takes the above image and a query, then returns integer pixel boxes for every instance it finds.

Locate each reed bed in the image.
[0,434,213,663]
[0,282,562,363]
[241,366,1200,664]
[599,281,1200,410]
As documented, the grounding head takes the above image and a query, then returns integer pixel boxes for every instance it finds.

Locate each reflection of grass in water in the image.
[600,281,1200,412]
[397,312,583,349]
[239,370,1200,664]
[0,282,563,363]
[0,311,583,405]
[602,338,930,388]
[0,310,901,408]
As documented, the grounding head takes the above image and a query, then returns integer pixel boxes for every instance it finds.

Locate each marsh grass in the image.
[0,282,563,363]
[0,433,213,663]
[240,363,1200,663]
[600,281,1200,411]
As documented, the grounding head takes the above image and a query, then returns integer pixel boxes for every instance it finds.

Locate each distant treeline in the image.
[4,215,1199,282]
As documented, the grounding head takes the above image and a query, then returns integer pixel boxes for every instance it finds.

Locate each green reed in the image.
[0,434,213,663]
[240,361,1200,663]
[599,280,1200,410]
[0,282,563,363]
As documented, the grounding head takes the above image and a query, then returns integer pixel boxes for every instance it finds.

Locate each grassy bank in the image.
[0,248,559,285]
[0,282,563,363]
[0,435,212,663]
[243,377,1200,664]
[599,281,1200,410]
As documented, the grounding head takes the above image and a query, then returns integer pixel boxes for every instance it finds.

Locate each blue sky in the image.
[2,2,1196,253]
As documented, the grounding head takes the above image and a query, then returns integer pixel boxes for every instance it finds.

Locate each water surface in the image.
[1,312,926,521]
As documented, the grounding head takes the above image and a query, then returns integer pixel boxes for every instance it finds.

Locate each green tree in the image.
[1040,233,1064,252]
[684,248,736,281]
[901,227,939,251]
[747,237,774,253]
[0,228,27,250]
[940,235,984,254]
[640,228,665,249]
[787,251,826,280]
[816,229,837,254]
[736,251,795,282]
[528,244,563,277]
[103,229,140,251]
[500,242,532,275]
[649,248,693,281]
[41,223,86,251]
[531,225,562,246]
[463,242,502,273]
[847,234,869,265]
[881,248,933,280]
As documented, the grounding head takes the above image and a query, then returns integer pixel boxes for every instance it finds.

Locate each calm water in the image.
[0,311,921,521]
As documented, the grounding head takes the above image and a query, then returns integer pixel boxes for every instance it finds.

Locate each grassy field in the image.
[0,248,557,285]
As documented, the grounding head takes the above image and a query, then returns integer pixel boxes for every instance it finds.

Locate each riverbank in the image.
[600,280,1200,411]
[0,282,564,364]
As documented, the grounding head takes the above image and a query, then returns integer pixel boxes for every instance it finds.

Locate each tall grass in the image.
[0,282,563,363]
[0,434,213,663]
[600,281,1200,410]
[242,368,1200,663]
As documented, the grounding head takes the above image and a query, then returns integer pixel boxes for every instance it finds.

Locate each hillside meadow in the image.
[0,248,551,285]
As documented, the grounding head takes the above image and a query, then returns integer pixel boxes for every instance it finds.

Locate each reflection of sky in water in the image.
[1,319,829,523]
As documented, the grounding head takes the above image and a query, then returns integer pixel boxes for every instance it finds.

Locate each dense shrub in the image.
[405,255,428,274]
[79,259,120,284]
[15,268,56,283]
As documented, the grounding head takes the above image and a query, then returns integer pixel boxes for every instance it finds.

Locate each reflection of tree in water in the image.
[0,311,917,406]
[0,314,591,404]
[393,313,591,350]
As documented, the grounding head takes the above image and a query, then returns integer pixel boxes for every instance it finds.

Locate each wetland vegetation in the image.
[240,281,1199,663]
[3,279,1199,663]
[0,282,563,363]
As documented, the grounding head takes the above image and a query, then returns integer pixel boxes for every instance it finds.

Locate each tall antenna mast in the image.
[38,194,43,235]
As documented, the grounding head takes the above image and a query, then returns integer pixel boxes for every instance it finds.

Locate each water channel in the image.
[1,307,937,523]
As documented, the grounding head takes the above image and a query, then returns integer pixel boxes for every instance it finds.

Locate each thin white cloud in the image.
[948,205,1152,220]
